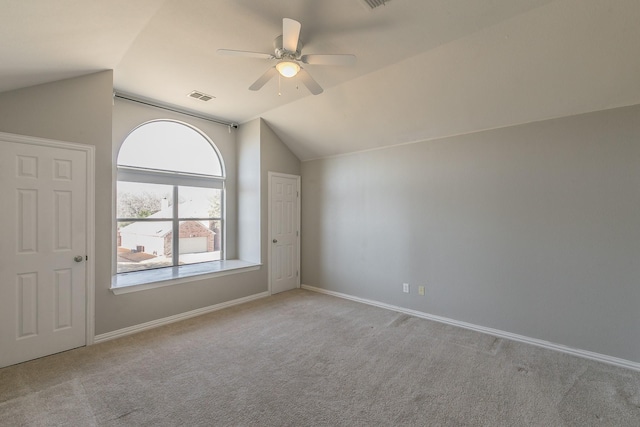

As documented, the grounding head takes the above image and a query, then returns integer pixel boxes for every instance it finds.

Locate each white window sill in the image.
[110,260,262,295]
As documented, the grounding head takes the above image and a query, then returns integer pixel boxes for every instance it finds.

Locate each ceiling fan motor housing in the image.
[274,35,302,60]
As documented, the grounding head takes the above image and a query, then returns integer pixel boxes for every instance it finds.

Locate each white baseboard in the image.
[94,291,270,344]
[301,284,640,372]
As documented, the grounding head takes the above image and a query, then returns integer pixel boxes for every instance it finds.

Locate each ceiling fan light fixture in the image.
[276,61,300,78]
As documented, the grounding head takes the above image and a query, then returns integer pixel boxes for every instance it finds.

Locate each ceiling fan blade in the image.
[249,66,278,91]
[217,49,275,60]
[298,68,323,95]
[301,54,357,66]
[282,18,301,52]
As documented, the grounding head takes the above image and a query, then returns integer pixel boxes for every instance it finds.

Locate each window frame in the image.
[116,120,226,275]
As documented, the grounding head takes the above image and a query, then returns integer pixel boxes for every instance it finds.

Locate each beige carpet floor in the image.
[1,289,639,426]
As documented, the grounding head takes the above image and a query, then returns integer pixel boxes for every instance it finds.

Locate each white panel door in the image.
[270,174,299,294]
[0,139,87,368]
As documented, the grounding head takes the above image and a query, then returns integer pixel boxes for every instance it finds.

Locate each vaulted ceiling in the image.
[2,0,639,160]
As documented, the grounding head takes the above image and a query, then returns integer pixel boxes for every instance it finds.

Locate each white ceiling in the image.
[1,0,639,160]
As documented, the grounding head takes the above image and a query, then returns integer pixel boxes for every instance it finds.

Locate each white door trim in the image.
[267,172,301,295]
[0,131,96,345]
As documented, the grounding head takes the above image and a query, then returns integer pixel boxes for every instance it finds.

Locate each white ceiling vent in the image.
[362,0,391,9]
[188,90,215,101]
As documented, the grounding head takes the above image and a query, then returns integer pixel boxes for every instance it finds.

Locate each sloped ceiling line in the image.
[2,0,640,161]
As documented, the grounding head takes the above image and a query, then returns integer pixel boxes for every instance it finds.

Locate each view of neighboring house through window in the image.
[116,120,225,274]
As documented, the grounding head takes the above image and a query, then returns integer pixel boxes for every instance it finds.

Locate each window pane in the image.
[178,220,221,265]
[117,182,173,219]
[178,186,222,218]
[117,220,173,273]
[117,121,223,176]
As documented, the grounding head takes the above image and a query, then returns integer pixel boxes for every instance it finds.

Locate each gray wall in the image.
[259,119,301,263]
[100,98,267,334]
[0,71,114,333]
[237,118,301,286]
[237,119,261,263]
[301,104,640,363]
[0,73,301,336]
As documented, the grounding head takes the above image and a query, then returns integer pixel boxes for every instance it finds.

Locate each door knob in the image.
[272,239,278,243]
[74,255,84,262]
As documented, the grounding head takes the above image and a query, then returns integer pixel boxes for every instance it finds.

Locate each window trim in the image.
[118,119,226,178]
[116,120,227,277]
[116,183,225,268]
[110,260,262,294]
[117,166,224,188]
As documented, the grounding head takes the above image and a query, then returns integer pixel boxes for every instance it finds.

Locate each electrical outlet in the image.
[403,283,410,293]
[418,286,425,296]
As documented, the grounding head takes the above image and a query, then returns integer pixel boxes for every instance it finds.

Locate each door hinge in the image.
[296,270,299,277]
[296,230,299,237]
[86,255,88,261]
[297,191,299,197]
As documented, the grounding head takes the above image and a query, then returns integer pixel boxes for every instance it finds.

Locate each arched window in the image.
[116,120,225,274]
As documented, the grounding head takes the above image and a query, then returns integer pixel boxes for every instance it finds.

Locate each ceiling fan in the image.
[217,18,356,95]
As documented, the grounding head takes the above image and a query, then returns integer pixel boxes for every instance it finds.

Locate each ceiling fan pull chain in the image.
[278,73,282,96]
